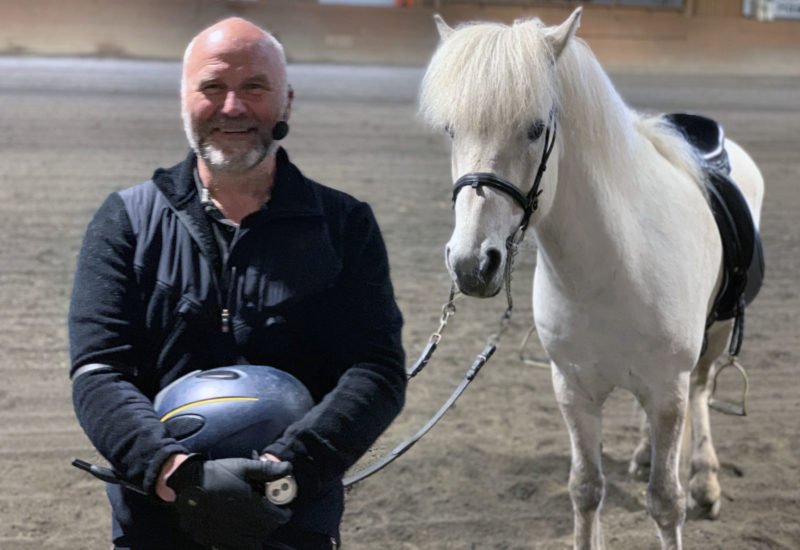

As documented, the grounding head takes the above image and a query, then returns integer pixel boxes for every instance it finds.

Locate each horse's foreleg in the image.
[643,375,690,550]
[552,365,611,550]
[687,321,730,520]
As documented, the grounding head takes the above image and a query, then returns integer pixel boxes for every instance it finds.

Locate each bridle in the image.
[450,113,558,308]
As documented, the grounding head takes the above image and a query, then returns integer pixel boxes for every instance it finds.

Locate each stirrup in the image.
[519,325,550,369]
[708,356,749,416]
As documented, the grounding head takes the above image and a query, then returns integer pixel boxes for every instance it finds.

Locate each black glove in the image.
[167,454,293,550]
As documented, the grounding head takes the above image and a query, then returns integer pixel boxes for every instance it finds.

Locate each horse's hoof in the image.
[688,470,721,520]
[687,492,721,520]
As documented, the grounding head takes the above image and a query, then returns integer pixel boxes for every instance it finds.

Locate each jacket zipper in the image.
[220,264,237,333]
[163,199,239,335]
[220,307,230,333]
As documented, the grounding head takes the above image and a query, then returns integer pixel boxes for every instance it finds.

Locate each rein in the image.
[343,285,502,488]
[344,117,558,489]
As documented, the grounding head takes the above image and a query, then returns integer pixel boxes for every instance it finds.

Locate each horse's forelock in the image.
[420,19,558,135]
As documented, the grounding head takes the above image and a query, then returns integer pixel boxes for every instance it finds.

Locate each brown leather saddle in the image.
[664,113,765,355]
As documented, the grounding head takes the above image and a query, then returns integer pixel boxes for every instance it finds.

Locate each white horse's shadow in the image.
[419,8,764,550]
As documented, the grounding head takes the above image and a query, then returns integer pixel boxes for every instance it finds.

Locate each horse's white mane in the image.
[420,18,558,134]
[420,17,703,189]
[556,35,703,186]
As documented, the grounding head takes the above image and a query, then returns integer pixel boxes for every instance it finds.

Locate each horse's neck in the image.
[535,44,644,293]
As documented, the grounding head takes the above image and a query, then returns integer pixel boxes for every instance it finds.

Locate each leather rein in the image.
[344,117,558,489]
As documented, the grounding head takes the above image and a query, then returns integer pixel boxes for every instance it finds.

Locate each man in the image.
[69,17,406,550]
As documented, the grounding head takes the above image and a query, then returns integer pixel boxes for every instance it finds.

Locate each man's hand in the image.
[156,453,191,502]
[166,455,293,549]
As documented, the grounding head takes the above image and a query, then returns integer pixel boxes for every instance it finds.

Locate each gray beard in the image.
[183,110,278,175]
[198,140,272,174]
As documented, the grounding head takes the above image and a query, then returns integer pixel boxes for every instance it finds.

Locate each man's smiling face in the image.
[182,22,288,174]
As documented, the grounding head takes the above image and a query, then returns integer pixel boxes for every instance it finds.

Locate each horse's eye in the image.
[444,124,454,138]
[527,120,545,141]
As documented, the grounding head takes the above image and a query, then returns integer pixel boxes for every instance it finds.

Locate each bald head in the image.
[181,17,293,176]
[182,18,287,98]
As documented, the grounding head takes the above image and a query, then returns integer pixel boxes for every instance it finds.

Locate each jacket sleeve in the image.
[69,192,187,493]
[263,202,406,500]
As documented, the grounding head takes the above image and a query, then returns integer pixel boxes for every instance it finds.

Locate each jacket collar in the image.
[151,147,323,219]
[151,147,323,272]
[267,148,325,220]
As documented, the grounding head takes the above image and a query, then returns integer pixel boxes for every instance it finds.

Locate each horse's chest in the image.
[534,285,685,375]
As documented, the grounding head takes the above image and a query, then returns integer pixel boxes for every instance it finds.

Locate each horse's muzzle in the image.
[447,245,504,297]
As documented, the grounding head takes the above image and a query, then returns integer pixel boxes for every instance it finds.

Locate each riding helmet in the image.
[153,365,313,459]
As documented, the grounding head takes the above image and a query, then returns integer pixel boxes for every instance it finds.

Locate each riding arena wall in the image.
[0,0,797,75]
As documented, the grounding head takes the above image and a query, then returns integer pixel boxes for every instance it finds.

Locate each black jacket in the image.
[69,149,406,545]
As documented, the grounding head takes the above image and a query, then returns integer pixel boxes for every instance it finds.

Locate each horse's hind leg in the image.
[552,365,612,550]
[628,403,651,480]
[687,321,731,520]
[642,375,690,550]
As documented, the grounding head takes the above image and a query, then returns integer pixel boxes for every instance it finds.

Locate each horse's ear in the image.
[434,14,455,41]
[545,7,582,60]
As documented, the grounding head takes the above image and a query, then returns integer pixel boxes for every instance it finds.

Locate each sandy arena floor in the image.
[0,58,797,549]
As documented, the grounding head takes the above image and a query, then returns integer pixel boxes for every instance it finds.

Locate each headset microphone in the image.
[271,121,289,140]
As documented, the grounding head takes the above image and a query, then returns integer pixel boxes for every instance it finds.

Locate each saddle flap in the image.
[706,172,764,320]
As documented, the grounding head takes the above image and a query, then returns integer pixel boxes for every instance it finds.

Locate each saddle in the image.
[664,113,765,355]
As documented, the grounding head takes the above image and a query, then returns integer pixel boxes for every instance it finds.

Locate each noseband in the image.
[451,116,558,235]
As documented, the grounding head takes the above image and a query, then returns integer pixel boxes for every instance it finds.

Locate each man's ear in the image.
[434,14,454,41]
[545,7,582,60]
[283,85,294,121]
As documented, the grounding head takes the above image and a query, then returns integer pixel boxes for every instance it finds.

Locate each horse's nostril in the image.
[480,248,502,279]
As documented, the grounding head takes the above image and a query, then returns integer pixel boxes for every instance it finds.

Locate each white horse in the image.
[420,8,763,550]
